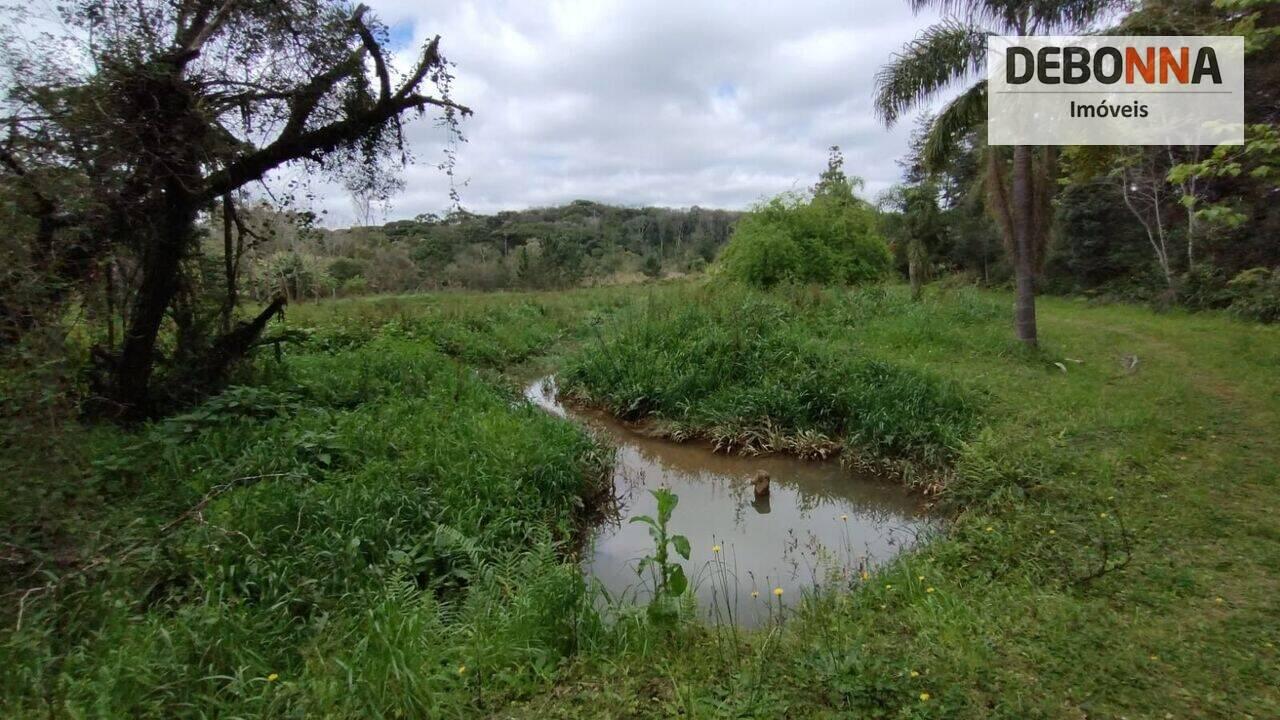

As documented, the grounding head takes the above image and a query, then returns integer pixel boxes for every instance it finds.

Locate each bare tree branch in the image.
[184,0,238,56]
[351,4,391,101]
[202,76,471,201]
[397,36,443,103]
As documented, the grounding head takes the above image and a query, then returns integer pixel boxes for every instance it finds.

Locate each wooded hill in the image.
[237,200,742,299]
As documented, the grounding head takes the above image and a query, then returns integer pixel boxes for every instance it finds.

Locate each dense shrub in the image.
[1177,264,1280,323]
[716,191,892,288]
[1224,267,1280,323]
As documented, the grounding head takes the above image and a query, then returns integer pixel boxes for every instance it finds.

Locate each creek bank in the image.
[526,376,936,626]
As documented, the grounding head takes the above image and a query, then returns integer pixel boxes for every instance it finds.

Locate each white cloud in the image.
[305,0,952,225]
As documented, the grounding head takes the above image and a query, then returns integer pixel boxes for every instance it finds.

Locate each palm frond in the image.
[920,80,987,171]
[910,0,1121,34]
[908,0,1021,32]
[874,20,989,127]
[1027,0,1123,33]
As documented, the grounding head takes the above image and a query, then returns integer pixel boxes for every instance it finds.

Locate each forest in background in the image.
[226,201,740,298]
[3,0,1278,422]
[875,0,1280,322]
[240,114,1280,320]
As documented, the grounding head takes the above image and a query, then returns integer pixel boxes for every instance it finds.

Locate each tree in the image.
[1047,179,1152,293]
[540,232,586,287]
[1170,124,1280,231]
[880,182,945,299]
[719,161,890,289]
[813,145,863,204]
[641,253,663,279]
[874,0,1116,346]
[1115,147,1178,287]
[0,0,469,417]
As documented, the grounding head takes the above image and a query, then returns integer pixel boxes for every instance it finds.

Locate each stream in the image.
[525,376,934,626]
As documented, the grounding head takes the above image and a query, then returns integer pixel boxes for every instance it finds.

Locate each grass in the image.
[2,324,614,717]
[525,285,1280,718]
[558,283,983,473]
[3,280,1279,718]
[284,285,642,374]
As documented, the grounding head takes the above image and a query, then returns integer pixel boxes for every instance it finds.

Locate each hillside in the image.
[230,200,742,300]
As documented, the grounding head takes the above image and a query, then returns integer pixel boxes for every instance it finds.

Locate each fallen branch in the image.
[160,472,292,533]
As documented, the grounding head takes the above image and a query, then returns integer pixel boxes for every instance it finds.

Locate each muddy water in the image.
[525,377,934,626]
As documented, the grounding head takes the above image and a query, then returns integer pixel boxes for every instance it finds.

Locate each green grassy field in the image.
[3,281,1278,718]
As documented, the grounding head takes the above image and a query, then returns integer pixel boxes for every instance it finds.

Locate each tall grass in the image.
[9,282,1278,717]
[559,283,982,470]
[2,331,612,716]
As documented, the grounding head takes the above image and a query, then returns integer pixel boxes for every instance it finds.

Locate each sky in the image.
[311,1,954,226]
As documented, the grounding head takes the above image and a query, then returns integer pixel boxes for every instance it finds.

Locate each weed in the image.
[630,487,691,627]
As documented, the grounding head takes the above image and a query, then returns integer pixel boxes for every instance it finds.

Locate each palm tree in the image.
[874,0,1115,347]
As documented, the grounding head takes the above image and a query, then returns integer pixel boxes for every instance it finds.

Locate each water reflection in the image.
[525,377,934,626]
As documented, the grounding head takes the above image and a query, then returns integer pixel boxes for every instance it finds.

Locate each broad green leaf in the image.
[671,534,691,560]
[667,564,688,596]
[654,489,678,524]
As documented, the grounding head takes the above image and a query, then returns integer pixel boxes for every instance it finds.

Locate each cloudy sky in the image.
[316,0,951,226]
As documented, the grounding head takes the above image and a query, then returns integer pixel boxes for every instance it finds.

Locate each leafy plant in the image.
[1169,123,1280,230]
[630,487,691,625]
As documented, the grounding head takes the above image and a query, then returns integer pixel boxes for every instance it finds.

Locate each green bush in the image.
[716,191,891,288]
[338,275,368,296]
[1225,267,1280,323]
[327,257,367,283]
[1177,264,1280,323]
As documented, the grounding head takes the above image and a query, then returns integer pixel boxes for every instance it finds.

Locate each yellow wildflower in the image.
[860,570,870,581]
[985,526,993,532]
[751,591,759,598]
[1048,529,1056,535]
[1215,596,1224,603]
[909,670,919,678]
[926,587,935,593]
[917,575,924,581]
[919,692,930,701]
[712,545,721,554]
[1099,512,1108,518]
[458,665,467,675]
[840,514,848,521]
[267,673,279,682]
[773,587,784,597]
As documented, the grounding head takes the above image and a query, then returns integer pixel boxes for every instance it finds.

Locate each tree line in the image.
[875,0,1280,340]
[232,200,741,300]
[3,0,1279,422]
